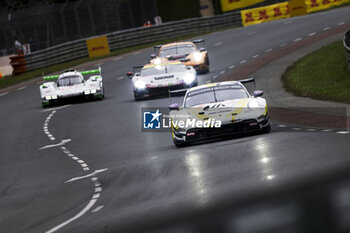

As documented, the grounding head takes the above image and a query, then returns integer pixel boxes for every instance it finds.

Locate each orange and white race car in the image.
[150,40,209,74]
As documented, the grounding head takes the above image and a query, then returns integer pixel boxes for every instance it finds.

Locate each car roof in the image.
[58,70,83,79]
[188,81,241,92]
[143,61,183,69]
[161,41,196,50]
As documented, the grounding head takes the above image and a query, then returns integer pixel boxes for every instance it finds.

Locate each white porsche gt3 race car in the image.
[168,79,270,147]
[126,61,198,100]
[40,68,104,107]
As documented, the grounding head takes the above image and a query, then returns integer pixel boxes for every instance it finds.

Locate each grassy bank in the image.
[282,40,350,103]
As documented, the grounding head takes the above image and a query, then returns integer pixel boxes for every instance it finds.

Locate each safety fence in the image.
[20,11,241,72]
[344,30,350,70]
[241,0,350,26]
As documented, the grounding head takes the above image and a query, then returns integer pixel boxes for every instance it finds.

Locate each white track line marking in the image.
[92,205,104,213]
[206,80,211,83]
[214,42,222,47]
[294,38,302,42]
[17,86,27,91]
[253,54,260,58]
[0,92,9,97]
[240,60,247,64]
[113,56,123,61]
[229,65,235,69]
[65,168,108,183]
[322,129,334,132]
[265,48,273,53]
[41,104,71,113]
[278,124,287,128]
[307,129,316,132]
[308,32,316,37]
[246,32,256,35]
[132,51,142,56]
[338,22,345,26]
[116,76,124,81]
[46,199,97,233]
[283,21,293,25]
[39,139,71,150]
[220,70,225,74]
[292,128,301,130]
[336,131,349,134]
[43,110,57,140]
[280,43,287,47]
[323,26,330,31]
[213,75,218,80]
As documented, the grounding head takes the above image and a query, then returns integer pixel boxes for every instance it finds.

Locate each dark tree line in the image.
[0,0,76,11]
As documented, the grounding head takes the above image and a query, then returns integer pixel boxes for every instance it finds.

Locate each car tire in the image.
[262,123,271,133]
[134,91,143,101]
[202,56,210,74]
[173,138,188,147]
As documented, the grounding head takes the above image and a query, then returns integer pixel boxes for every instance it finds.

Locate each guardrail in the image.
[24,12,241,72]
[344,29,350,71]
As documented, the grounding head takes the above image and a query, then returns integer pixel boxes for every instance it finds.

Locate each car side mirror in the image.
[200,47,206,52]
[126,72,133,79]
[253,90,264,97]
[169,103,180,111]
[150,54,156,59]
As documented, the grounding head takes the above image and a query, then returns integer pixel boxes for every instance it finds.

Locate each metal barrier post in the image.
[74,0,83,38]
[344,30,350,71]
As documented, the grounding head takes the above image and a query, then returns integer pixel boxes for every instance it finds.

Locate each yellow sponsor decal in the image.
[289,0,308,17]
[241,2,290,26]
[229,99,249,121]
[221,0,265,12]
[86,36,110,58]
[305,0,346,13]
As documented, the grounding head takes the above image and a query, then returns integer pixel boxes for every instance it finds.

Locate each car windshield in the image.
[57,75,84,86]
[159,45,195,57]
[185,84,249,107]
[141,64,187,76]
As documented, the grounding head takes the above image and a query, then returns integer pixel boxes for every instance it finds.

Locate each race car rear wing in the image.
[239,78,256,87]
[193,39,205,47]
[43,67,101,80]
[133,65,144,73]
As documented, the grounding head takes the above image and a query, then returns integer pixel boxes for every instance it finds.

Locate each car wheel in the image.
[203,57,210,74]
[133,91,143,101]
[173,138,188,147]
[262,123,271,133]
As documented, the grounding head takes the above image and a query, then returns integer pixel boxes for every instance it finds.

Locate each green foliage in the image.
[157,0,200,22]
[283,40,350,103]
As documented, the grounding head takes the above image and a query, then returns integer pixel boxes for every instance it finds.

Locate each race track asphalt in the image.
[0,6,350,233]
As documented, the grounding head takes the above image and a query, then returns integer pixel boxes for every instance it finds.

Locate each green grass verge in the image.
[0,26,237,90]
[282,40,350,103]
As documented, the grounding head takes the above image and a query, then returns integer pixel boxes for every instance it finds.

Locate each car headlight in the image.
[51,95,58,99]
[84,90,91,95]
[134,80,146,90]
[193,52,203,62]
[248,100,259,110]
[45,96,52,100]
[91,89,97,94]
[184,73,196,85]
